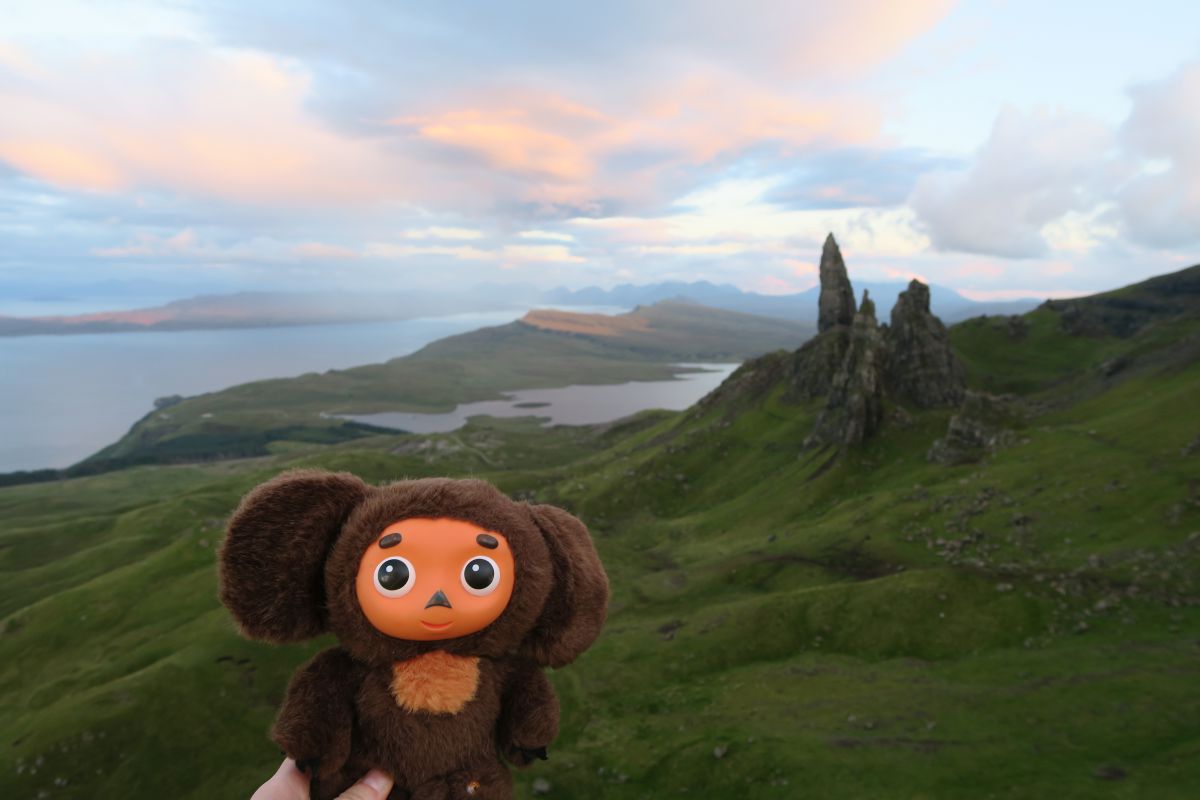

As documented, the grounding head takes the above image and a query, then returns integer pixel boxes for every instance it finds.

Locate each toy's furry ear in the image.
[219,468,371,642]
[523,504,609,668]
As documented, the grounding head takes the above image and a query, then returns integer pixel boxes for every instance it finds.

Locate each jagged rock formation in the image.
[699,233,968,452]
[884,280,967,408]
[808,290,885,447]
[817,233,856,333]
[927,391,1024,465]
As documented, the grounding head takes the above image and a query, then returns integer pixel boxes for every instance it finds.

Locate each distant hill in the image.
[67,300,810,473]
[0,285,546,336]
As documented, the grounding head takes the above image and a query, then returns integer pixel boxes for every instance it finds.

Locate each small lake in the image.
[336,363,739,433]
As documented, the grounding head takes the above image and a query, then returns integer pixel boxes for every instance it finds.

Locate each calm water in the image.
[0,311,537,472]
[337,363,739,433]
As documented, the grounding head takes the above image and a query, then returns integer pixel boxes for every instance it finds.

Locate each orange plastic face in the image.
[354,517,515,641]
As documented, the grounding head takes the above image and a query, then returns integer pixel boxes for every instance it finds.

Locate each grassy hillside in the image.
[74,300,809,473]
[1,269,1198,798]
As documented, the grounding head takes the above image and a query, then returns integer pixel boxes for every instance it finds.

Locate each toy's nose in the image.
[425,589,452,610]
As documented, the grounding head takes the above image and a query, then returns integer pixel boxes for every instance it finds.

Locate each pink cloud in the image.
[0,47,401,205]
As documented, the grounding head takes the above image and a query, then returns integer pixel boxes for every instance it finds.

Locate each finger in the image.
[334,769,393,800]
[252,758,310,800]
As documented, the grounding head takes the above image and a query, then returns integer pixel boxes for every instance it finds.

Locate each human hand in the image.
[252,758,394,800]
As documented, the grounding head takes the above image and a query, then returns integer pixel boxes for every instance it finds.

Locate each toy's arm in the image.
[272,648,357,780]
[498,663,559,768]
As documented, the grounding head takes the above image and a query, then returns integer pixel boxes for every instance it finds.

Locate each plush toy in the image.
[218,469,609,800]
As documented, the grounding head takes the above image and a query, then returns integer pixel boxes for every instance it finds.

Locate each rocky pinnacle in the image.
[817,233,857,333]
[884,279,967,408]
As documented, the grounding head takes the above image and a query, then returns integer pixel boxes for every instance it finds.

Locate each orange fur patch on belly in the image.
[390,651,481,714]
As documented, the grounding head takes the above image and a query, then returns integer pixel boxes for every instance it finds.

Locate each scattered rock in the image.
[657,619,685,640]
[1097,356,1129,377]
[532,777,553,795]
[713,744,728,759]
[1182,434,1200,457]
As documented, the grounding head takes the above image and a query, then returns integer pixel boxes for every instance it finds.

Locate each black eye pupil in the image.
[377,559,410,591]
[464,558,495,590]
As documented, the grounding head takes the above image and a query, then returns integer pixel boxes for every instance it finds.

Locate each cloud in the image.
[0,41,401,205]
[500,244,584,264]
[518,230,575,242]
[1116,59,1200,248]
[908,106,1113,258]
[0,0,958,239]
[362,242,494,261]
[292,242,359,260]
[764,147,961,209]
[400,227,485,240]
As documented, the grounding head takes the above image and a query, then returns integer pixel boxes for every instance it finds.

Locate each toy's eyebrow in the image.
[476,534,498,549]
[379,533,402,548]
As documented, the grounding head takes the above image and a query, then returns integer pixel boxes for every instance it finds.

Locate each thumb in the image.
[335,770,393,800]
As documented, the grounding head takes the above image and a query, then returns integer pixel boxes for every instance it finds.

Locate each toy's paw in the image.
[505,744,549,767]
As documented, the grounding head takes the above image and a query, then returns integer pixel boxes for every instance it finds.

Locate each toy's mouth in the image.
[420,619,453,632]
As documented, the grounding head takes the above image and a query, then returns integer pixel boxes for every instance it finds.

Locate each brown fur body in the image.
[218,471,606,800]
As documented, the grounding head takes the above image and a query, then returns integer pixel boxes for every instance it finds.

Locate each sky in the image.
[1,0,1198,307]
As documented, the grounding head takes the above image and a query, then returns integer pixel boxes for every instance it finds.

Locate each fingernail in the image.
[361,770,392,792]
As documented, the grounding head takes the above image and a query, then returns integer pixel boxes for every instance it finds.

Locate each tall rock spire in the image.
[807,288,885,447]
[884,279,966,408]
[817,233,856,333]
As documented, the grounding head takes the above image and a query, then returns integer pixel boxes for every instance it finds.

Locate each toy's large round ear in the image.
[522,504,609,668]
[219,468,371,643]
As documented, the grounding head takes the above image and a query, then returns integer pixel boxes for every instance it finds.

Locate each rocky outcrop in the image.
[927,391,1023,465]
[817,233,856,333]
[699,233,970,453]
[808,290,885,447]
[782,325,851,402]
[884,280,966,408]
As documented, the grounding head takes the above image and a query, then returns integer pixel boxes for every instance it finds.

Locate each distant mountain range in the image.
[0,280,1041,336]
[544,280,1041,323]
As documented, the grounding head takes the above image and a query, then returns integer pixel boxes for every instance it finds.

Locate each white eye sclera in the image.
[461,556,500,596]
[374,557,415,597]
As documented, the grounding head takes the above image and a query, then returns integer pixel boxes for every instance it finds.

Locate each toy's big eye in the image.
[461,556,500,596]
[374,557,414,597]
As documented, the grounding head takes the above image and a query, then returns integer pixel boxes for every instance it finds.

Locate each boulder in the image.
[927,391,1024,465]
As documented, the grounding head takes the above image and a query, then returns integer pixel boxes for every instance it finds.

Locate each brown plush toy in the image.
[218,469,609,800]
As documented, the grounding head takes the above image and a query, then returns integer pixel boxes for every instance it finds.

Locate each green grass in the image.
[2,283,1199,798]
